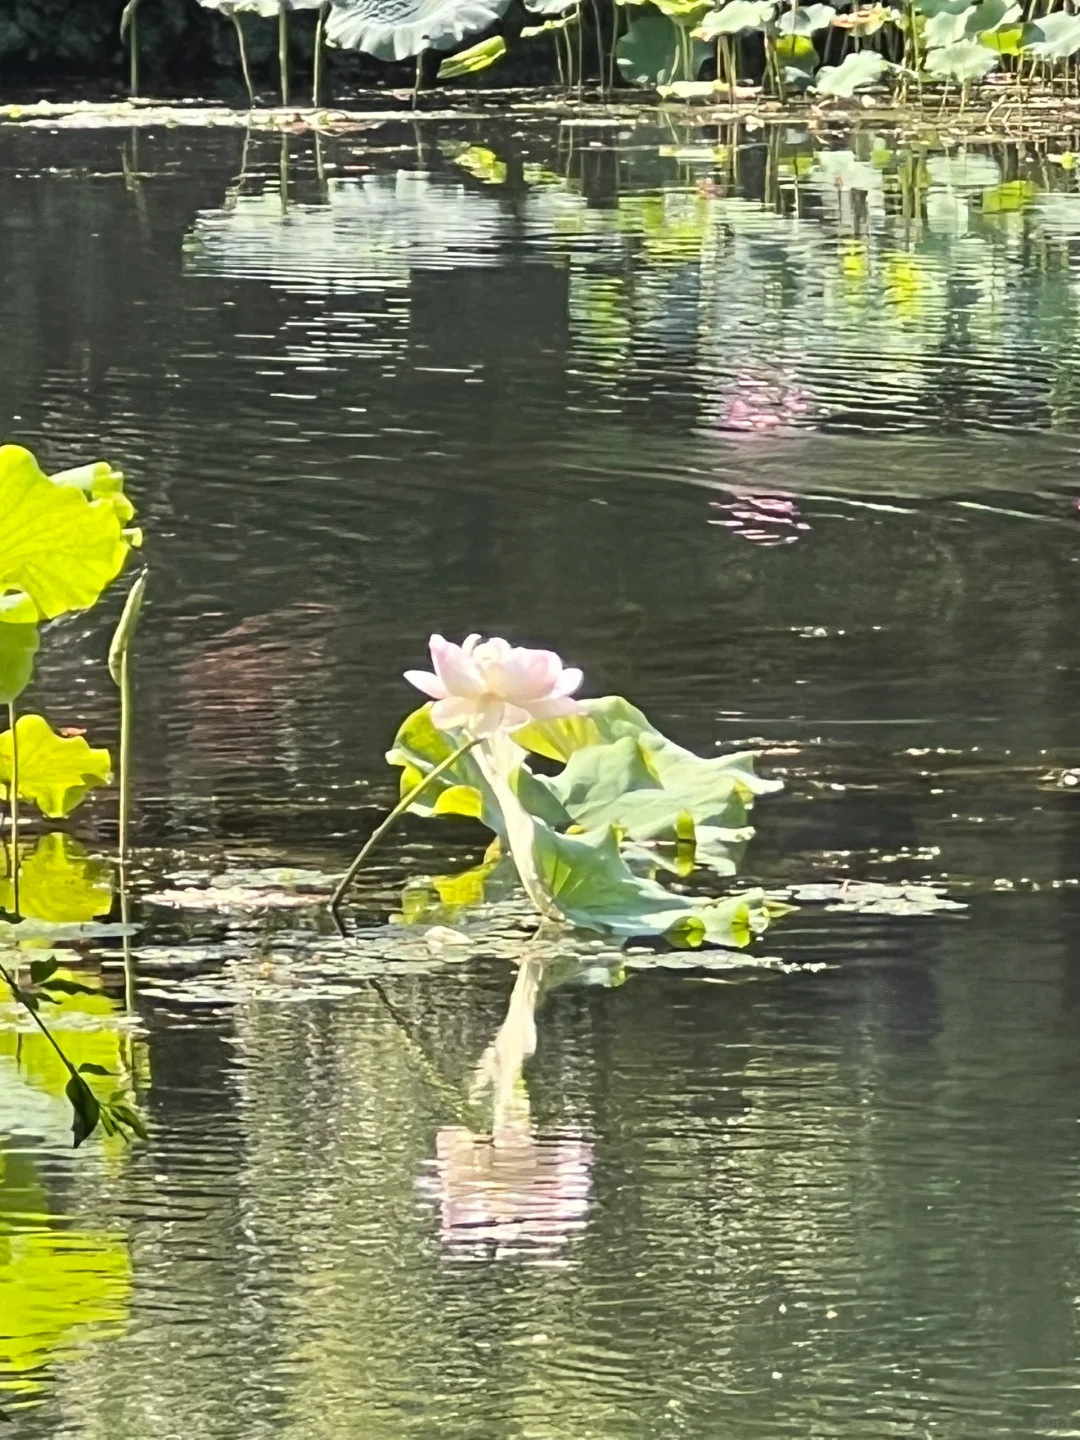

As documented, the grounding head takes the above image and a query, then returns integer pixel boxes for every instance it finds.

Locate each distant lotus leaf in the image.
[777,3,835,34]
[438,33,507,76]
[327,0,513,59]
[1021,11,1080,58]
[924,36,999,77]
[832,3,896,32]
[653,0,712,18]
[966,0,1019,32]
[0,715,113,820]
[776,30,819,81]
[531,821,777,945]
[0,447,132,622]
[0,624,38,707]
[200,0,324,12]
[924,4,974,46]
[695,0,775,36]
[913,0,971,15]
[617,11,711,82]
[0,834,113,924]
[981,21,1022,50]
[657,78,725,96]
[812,46,888,93]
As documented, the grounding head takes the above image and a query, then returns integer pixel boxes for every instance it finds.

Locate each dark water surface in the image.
[3,117,1080,1438]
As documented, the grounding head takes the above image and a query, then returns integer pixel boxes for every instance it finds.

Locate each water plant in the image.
[0,444,148,1148]
[331,633,786,948]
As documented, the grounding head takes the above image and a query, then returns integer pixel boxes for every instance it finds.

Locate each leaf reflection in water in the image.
[418,955,593,1262]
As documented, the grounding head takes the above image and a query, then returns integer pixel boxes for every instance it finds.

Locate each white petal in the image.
[549,666,583,699]
[500,703,533,731]
[468,696,507,737]
[430,633,484,697]
[526,695,587,720]
[430,696,476,731]
[404,669,448,701]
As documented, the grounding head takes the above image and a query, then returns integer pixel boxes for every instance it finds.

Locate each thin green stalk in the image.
[576,4,585,99]
[279,4,290,107]
[130,6,139,97]
[608,3,621,92]
[589,0,606,91]
[313,2,329,107]
[7,702,18,918]
[232,11,256,108]
[0,958,80,1077]
[414,50,423,108]
[330,737,479,932]
[555,28,567,87]
[108,572,147,868]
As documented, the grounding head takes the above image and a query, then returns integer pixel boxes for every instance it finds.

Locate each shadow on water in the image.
[3,116,1080,1436]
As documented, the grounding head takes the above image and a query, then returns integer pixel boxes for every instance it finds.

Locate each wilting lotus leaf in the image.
[813,46,888,93]
[531,821,777,946]
[924,36,999,77]
[777,3,835,34]
[0,835,113,924]
[327,0,513,59]
[0,624,38,707]
[0,447,132,622]
[1021,11,1080,58]
[695,0,775,35]
[616,12,711,84]
[438,33,507,75]
[0,716,113,819]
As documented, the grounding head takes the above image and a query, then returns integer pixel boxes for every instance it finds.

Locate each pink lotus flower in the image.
[405,634,585,738]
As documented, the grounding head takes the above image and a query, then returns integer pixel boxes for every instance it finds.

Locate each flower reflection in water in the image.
[418,956,593,1263]
[709,490,811,547]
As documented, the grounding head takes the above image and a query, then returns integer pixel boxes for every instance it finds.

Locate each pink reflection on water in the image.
[714,371,813,436]
[709,490,811,547]
[421,1125,594,1263]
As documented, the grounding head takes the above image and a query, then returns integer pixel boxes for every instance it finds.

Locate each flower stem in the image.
[7,702,19,917]
[331,737,478,933]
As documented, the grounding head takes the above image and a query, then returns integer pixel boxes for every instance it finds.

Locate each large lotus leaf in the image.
[0,834,113,923]
[531,821,775,946]
[813,46,888,93]
[777,3,834,34]
[0,447,132,622]
[515,695,658,762]
[924,4,974,45]
[387,705,569,832]
[49,461,135,528]
[0,625,39,706]
[536,732,767,859]
[913,0,970,14]
[0,715,112,820]
[695,0,774,36]
[924,36,999,76]
[616,12,711,83]
[1021,11,1080,58]
[327,0,513,59]
[966,0,1019,32]
[438,33,506,76]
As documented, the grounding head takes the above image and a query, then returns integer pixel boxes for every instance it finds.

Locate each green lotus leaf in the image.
[777,3,834,34]
[0,447,133,621]
[387,704,569,832]
[531,821,775,946]
[515,695,656,761]
[438,34,507,77]
[326,0,513,61]
[980,21,1022,50]
[0,715,113,819]
[924,36,999,76]
[1021,11,1080,57]
[0,624,39,706]
[0,834,113,924]
[616,12,711,85]
[49,461,135,527]
[924,4,973,45]
[813,46,888,94]
[913,0,970,14]
[776,30,818,82]
[0,592,38,626]
[653,0,711,19]
[694,0,775,35]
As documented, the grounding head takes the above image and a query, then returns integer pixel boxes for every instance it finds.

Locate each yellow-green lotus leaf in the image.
[49,460,136,526]
[0,715,113,819]
[0,834,113,923]
[0,446,132,620]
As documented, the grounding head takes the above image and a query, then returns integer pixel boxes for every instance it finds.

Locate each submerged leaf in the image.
[0,715,113,819]
[0,447,133,621]
[326,0,513,60]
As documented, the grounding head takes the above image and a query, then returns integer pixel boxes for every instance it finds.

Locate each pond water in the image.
[3,115,1080,1438]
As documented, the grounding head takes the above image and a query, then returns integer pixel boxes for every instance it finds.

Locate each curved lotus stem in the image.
[231,10,256,107]
[330,737,478,932]
[6,701,18,915]
[120,0,143,97]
